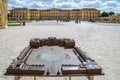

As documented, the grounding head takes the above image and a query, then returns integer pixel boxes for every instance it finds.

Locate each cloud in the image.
[99,0,120,12]
[79,0,102,8]
[8,0,120,13]
[54,1,79,9]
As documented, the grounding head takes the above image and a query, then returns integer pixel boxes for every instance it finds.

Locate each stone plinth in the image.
[0,0,8,29]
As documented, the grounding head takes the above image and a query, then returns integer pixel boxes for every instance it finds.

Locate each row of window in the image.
[11,15,98,19]
[12,15,98,18]
[12,15,28,17]
[11,12,98,15]
[84,15,98,17]
[11,12,28,15]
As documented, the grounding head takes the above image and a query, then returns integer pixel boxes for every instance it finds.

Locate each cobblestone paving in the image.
[0,21,120,80]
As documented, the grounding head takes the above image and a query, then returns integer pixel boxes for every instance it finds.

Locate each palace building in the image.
[99,13,120,23]
[10,8,31,21]
[10,8,100,21]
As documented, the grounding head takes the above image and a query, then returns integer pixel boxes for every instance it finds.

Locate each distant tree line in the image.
[100,11,115,17]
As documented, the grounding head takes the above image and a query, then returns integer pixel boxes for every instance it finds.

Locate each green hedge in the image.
[8,22,21,26]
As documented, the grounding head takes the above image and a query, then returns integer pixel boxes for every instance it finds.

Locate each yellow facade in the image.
[69,10,79,20]
[39,8,70,20]
[99,17,110,22]
[0,0,8,29]
[30,9,39,20]
[81,8,100,21]
[99,14,120,23]
[10,8,30,21]
[109,14,120,22]
[10,8,100,21]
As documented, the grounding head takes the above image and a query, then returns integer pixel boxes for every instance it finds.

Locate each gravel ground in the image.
[0,20,120,80]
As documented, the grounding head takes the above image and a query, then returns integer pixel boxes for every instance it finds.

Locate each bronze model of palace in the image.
[5,37,104,80]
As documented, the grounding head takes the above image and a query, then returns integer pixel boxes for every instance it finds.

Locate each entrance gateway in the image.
[0,0,8,29]
[5,37,104,80]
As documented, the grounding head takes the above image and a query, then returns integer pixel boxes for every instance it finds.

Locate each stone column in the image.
[0,0,8,29]
[0,1,2,28]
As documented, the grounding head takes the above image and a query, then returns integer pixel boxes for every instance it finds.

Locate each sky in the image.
[8,0,120,13]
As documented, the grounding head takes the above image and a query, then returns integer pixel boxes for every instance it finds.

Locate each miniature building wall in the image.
[0,0,8,29]
[5,37,103,76]
[30,37,75,49]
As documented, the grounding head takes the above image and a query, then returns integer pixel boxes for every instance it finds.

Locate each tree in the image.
[7,13,10,20]
[100,11,115,17]
[100,12,109,17]
[108,11,114,16]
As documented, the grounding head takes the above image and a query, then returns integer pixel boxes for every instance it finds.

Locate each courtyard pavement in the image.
[0,21,120,80]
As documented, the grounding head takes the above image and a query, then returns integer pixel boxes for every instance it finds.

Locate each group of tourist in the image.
[75,19,81,24]
[35,19,82,24]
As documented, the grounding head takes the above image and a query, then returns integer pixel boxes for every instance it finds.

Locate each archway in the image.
[0,0,8,29]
